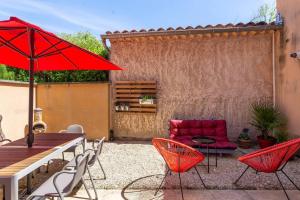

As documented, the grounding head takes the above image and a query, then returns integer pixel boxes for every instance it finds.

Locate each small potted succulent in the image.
[120,103,125,111]
[250,101,286,148]
[124,103,130,111]
[238,128,252,149]
[115,102,120,111]
[139,95,155,104]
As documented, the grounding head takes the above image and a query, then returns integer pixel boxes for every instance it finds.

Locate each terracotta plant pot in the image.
[257,135,276,149]
[238,139,252,149]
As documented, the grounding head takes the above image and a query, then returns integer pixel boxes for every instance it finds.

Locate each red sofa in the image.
[169,120,237,151]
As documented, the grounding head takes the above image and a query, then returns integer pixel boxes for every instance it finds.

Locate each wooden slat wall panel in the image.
[114,81,157,113]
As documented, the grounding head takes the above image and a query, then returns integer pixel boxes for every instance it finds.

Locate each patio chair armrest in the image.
[53,170,76,196]
[84,148,95,154]
[92,137,105,148]
[64,151,93,170]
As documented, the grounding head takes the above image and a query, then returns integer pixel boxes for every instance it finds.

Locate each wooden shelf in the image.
[114,81,157,113]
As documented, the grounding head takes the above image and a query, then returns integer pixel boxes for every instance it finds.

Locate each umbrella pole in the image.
[26,67,34,193]
[26,29,35,195]
[27,29,35,148]
[27,62,34,148]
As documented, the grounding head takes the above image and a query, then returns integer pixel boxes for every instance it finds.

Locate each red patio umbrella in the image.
[0,17,122,147]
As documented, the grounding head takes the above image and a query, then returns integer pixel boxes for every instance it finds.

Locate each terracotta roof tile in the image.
[195,25,203,29]
[167,27,174,31]
[102,21,282,37]
[176,26,184,30]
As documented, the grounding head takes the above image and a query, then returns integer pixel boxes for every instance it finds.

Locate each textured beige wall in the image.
[36,83,110,140]
[110,34,274,140]
[277,0,300,137]
[0,81,35,141]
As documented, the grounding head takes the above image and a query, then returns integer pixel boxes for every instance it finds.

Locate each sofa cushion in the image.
[169,119,236,150]
[172,136,237,150]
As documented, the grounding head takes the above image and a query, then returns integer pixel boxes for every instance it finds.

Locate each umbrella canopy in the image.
[0,17,122,147]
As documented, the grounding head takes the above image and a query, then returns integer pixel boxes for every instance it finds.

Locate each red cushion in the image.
[169,119,236,150]
[172,136,237,150]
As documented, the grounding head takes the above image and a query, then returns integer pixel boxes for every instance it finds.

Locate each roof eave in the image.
[101,24,283,40]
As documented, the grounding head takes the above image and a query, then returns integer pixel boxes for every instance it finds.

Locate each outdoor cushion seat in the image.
[173,136,237,149]
[169,120,237,151]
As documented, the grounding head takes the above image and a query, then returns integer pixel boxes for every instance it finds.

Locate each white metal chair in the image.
[64,137,106,200]
[27,153,92,200]
[46,124,85,173]
[62,124,85,160]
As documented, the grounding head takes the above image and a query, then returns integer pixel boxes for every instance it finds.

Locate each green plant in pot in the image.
[250,101,285,148]
[238,128,252,149]
[139,95,155,104]
[273,128,288,143]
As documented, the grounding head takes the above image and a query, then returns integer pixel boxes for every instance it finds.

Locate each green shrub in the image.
[250,101,286,139]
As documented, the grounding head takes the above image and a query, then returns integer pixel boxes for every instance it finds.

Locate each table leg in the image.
[3,177,18,200]
[215,145,217,167]
[207,144,210,173]
[27,173,32,194]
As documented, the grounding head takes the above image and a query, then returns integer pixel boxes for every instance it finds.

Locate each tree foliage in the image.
[252,4,276,23]
[0,32,109,82]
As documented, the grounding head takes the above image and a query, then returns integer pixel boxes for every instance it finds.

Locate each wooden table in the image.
[0,133,84,200]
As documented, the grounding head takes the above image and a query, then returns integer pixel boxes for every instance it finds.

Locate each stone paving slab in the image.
[66,189,300,200]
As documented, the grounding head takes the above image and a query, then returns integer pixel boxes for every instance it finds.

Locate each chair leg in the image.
[280,170,300,190]
[97,157,106,180]
[194,167,206,188]
[46,161,50,173]
[87,166,98,200]
[82,177,93,200]
[234,166,250,184]
[62,152,65,161]
[154,169,170,196]
[73,151,76,158]
[275,172,290,200]
[178,172,184,200]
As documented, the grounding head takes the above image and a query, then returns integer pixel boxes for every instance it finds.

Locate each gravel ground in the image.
[17,140,300,195]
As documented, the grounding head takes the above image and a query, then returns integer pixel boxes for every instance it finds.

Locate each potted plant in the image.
[120,103,125,111]
[139,95,155,104]
[250,101,285,148]
[273,128,288,143]
[115,102,120,111]
[238,128,252,149]
[124,103,130,111]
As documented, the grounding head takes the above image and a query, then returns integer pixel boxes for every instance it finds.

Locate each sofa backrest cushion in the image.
[170,120,228,141]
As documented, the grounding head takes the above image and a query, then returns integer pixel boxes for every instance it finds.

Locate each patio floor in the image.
[65,189,300,200]
[18,140,300,199]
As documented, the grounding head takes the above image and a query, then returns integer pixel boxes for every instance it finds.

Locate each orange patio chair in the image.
[234,138,300,200]
[152,138,206,200]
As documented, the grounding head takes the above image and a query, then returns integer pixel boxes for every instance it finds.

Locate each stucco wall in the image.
[110,33,274,140]
[36,83,110,140]
[277,0,300,137]
[0,81,35,141]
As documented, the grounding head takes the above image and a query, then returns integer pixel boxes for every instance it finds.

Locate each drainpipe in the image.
[272,31,276,107]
